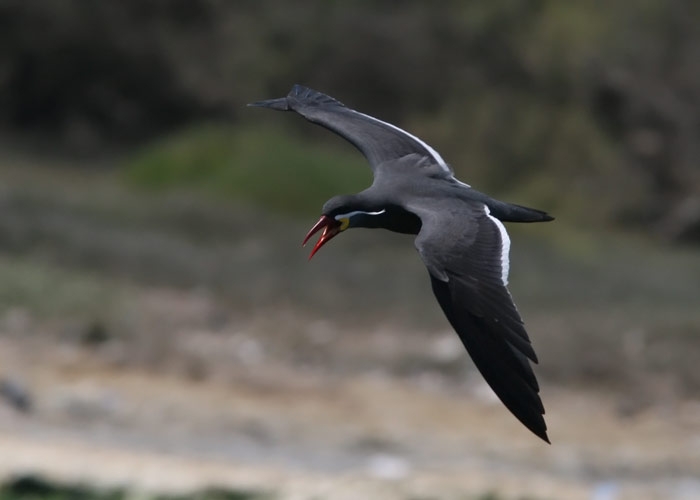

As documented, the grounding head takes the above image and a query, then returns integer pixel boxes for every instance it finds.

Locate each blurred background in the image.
[0,1,699,499]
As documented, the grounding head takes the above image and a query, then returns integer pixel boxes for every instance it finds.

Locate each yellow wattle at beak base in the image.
[338,217,350,231]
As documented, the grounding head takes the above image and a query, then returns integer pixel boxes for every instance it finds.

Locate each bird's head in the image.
[302,195,386,259]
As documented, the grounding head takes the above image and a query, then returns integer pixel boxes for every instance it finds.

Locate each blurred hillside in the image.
[1,0,699,241]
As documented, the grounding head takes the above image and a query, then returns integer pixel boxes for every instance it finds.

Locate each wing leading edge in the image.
[250,84,449,173]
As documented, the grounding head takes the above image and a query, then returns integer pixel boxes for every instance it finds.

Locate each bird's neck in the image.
[352,204,422,234]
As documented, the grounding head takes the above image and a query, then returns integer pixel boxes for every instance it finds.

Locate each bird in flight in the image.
[250,85,554,442]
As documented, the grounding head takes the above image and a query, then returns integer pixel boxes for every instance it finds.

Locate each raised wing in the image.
[410,198,548,442]
[249,84,450,173]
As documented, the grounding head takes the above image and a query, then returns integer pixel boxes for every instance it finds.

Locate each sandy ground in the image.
[1,322,700,500]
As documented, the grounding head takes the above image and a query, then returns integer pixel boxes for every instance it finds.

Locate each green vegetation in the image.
[0,476,265,500]
[0,476,545,500]
[0,255,123,320]
[0,478,121,500]
[2,1,698,240]
[124,124,369,215]
[120,105,621,229]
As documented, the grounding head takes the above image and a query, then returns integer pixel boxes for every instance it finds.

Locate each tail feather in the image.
[489,201,555,223]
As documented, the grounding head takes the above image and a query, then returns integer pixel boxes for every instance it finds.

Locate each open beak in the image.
[302,215,342,260]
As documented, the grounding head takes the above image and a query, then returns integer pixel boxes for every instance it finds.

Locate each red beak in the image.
[302,215,341,260]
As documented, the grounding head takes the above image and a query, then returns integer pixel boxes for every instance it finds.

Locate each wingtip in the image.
[247,97,290,111]
[248,84,342,111]
[531,418,550,443]
[540,430,551,444]
[529,405,550,443]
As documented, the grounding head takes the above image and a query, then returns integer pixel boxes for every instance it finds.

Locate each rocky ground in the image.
[1,289,699,500]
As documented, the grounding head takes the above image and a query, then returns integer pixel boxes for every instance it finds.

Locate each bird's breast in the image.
[378,205,422,234]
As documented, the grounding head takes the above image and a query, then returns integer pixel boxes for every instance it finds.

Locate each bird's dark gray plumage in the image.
[250,84,554,442]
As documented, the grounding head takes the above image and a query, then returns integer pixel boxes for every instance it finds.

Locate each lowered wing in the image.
[410,197,548,442]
